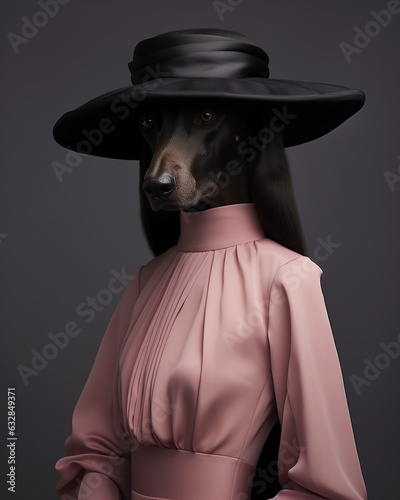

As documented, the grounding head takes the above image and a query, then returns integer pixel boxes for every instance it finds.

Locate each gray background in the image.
[1,0,399,498]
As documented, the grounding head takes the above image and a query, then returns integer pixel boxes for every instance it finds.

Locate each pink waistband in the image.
[130,445,255,500]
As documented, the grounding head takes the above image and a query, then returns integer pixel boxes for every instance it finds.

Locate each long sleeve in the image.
[55,265,143,500]
[267,256,367,499]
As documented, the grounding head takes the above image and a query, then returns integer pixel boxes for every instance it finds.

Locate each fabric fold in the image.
[55,265,143,500]
[55,203,367,499]
[267,256,367,499]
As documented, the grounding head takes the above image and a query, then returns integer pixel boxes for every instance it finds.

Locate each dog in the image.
[139,98,257,212]
[137,97,305,259]
[137,98,288,499]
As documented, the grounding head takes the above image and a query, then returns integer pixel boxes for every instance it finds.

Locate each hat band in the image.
[128,38,270,84]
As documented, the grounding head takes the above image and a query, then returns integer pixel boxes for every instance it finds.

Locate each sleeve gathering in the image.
[267,256,367,499]
[55,265,143,500]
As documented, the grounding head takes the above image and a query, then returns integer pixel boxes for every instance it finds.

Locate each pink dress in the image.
[55,203,367,500]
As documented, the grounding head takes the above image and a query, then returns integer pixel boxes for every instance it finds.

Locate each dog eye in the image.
[140,115,154,129]
[198,111,215,123]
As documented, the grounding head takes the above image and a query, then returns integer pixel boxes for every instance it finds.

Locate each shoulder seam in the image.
[266,256,305,336]
[271,255,308,287]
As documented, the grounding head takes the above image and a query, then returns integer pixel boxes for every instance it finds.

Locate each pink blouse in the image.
[55,202,367,499]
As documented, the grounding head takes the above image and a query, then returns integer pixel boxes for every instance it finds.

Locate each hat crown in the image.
[53,28,366,160]
[128,28,270,84]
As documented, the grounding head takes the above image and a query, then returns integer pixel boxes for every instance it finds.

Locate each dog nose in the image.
[142,173,176,198]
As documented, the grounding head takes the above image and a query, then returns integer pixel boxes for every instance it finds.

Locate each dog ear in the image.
[138,139,180,257]
[249,130,308,498]
[249,129,308,257]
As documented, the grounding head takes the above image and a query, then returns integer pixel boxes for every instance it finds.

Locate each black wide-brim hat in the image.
[53,28,365,160]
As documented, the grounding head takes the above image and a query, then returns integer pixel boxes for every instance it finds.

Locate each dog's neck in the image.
[182,180,253,213]
[183,202,211,213]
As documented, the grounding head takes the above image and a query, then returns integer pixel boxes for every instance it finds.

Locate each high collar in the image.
[177,203,265,252]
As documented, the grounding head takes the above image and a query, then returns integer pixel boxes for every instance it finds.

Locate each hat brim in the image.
[53,77,365,160]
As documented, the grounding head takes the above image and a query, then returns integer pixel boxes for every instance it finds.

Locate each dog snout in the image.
[142,173,176,199]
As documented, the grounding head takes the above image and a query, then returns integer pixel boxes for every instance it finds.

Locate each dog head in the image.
[138,98,256,212]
